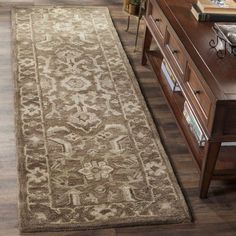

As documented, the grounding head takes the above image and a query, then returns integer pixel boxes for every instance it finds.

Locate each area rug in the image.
[12,6,191,232]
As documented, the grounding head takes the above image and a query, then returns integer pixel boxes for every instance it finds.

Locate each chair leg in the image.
[199,141,221,198]
[134,1,144,52]
[141,26,152,65]
[134,17,141,52]
[126,15,130,32]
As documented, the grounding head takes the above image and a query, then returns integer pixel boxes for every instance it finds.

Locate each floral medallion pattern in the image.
[78,161,114,181]
[13,6,190,232]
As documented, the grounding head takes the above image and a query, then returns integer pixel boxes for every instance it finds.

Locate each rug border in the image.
[11,6,24,234]
[11,5,192,233]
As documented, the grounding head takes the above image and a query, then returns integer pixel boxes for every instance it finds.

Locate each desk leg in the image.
[141,25,152,65]
[199,141,221,198]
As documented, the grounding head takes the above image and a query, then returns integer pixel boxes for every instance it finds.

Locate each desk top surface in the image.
[156,0,236,100]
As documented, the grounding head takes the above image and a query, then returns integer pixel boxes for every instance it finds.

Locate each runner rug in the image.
[12,6,190,232]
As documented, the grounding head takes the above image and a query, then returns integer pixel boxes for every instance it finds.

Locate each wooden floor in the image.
[1,0,236,235]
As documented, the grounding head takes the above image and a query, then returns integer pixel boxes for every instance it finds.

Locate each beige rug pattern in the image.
[12,6,190,232]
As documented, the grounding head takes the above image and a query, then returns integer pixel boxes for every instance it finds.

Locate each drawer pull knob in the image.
[155,18,161,23]
[194,90,201,95]
[172,49,179,54]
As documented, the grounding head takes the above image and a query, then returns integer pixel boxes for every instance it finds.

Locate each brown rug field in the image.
[12,6,191,232]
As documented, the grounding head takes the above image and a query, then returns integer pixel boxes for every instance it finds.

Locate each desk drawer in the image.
[165,30,186,75]
[186,66,212,120]
[148,1,166,41]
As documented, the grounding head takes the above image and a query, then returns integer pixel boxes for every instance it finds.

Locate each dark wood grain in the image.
[1,0,236,235]
[143,0,236,198]
[157,0,236,100]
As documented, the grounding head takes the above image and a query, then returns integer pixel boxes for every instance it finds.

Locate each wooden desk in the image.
[142,0,236,198]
